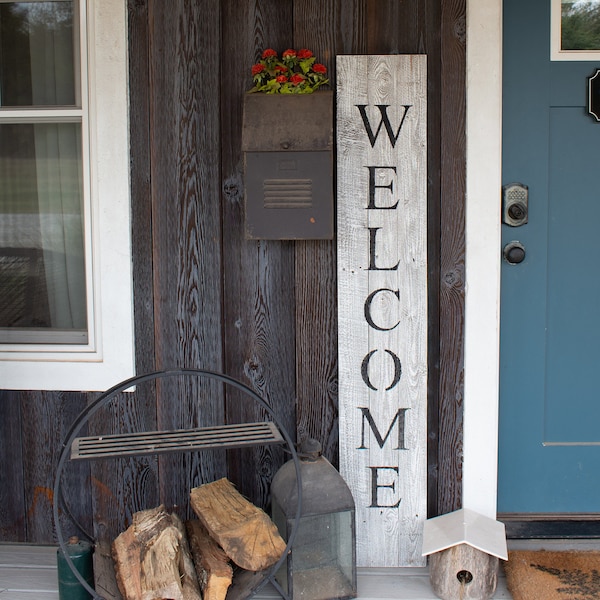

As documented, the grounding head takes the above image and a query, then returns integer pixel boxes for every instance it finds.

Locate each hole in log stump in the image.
[456,570,473,584]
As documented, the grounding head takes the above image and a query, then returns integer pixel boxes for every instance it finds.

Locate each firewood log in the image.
[186,519,233,600]
[112,505,202,600]
[190,478,286,572]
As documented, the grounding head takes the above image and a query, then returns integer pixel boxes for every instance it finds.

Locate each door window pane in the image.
[562,0,600,51]
[0,1,77,107]
[0,122,87,343]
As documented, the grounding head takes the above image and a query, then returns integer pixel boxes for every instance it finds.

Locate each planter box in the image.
[241,91,334,240]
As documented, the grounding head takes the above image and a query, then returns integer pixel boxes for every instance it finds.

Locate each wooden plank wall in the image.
[0,0,465,544]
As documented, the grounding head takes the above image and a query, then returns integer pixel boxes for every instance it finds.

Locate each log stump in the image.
[429,544,499,600]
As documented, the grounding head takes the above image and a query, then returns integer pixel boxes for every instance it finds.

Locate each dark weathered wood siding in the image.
[0,0,465,544]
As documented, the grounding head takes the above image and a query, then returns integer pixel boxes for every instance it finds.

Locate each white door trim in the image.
[463,0,503,518]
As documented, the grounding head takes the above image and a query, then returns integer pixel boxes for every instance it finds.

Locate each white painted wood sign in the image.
[336,55,427,567]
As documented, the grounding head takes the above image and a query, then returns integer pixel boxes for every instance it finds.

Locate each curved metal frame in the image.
[53,368,303,600]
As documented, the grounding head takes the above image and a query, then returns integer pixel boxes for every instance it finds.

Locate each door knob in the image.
[503,241,526,264]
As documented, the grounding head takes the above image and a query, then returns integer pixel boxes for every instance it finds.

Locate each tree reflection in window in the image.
[562,0,600,50]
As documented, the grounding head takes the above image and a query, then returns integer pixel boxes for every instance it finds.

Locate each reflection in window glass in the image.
[562,0,600,50]
[0,123,87,343]
[0,1,76,107]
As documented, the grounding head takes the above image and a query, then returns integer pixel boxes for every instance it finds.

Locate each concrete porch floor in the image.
[6,539,600,599]
[0,542,514,600]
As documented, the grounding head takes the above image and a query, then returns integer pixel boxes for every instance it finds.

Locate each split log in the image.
[172,513,203,600]
[186,519,233,600]
[190,478,286,572]
[112,505,201,600]
[94,539,123,600]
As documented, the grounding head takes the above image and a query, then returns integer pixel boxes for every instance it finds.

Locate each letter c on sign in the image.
[364,288,401,331]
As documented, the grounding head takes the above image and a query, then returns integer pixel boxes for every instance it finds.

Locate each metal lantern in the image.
[271,438,357,600]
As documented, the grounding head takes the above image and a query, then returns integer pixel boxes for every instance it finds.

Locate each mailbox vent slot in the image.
[263,179,313,209]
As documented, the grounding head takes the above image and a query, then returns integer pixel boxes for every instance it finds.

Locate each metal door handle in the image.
[503,241,526,264]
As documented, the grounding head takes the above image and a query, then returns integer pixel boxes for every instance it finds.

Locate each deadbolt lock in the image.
[502,182,528,227]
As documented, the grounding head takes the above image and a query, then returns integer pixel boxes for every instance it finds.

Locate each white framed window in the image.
[552,0,600,60]
[0,0,135,390]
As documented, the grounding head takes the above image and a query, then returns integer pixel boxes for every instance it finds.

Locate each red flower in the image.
[250,47,328,94]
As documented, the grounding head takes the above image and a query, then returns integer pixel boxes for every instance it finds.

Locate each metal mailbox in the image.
[241,91,334,240]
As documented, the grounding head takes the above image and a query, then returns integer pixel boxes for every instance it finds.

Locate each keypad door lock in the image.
[502,182,528,227]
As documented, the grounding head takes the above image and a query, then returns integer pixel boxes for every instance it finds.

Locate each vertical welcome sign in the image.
[337,55,427,567]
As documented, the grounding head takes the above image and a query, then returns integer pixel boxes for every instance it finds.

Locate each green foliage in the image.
[249,48,329,94]
[562,1,600,50]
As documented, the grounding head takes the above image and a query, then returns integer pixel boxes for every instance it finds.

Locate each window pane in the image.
[0,122,87,343]
[562,0,600,50]
[0,1,77,107]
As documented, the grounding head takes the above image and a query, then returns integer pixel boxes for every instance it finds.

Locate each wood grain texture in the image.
[112,506,201,600]
[365,0,464,519]
[186,519,233,600]
[0,391,25,541]
[128,0,156,378]
[295,244,340,462]
[292,0,369,468]
[94,539,124,600]
[190,478,285,571]
[430,546,498,600]
[149,0,227,516]
[86,0,160,546]
[436,0,466,516]
[21,392,92,543]
[0,0,467,546]
[88,389,160,543]
[337,55,428,567]
[148,0,223,372]
[220,0,296,508]
[423,1,444,521]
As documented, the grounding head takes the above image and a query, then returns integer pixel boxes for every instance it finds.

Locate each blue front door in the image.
[499,0,600,513]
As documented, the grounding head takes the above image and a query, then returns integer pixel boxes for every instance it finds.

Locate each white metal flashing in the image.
[422,508,508,561]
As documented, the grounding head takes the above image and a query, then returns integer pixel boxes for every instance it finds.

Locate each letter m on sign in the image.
[358,407,408,450]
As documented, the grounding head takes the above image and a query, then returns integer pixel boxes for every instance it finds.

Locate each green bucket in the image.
[57,536,95,600]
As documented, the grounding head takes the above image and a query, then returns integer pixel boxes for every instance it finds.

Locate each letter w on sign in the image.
[355,104,412,148]
[336,55,428,568]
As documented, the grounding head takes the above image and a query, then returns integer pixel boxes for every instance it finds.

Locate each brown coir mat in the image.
[504,550,600,600]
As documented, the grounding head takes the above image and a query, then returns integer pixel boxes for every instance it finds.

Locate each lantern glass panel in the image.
[273,505,356,600]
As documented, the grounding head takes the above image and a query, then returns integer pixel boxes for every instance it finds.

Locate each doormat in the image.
[504,550,600,600]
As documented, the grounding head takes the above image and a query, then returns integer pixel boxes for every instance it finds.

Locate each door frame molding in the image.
[463,0,503,518]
